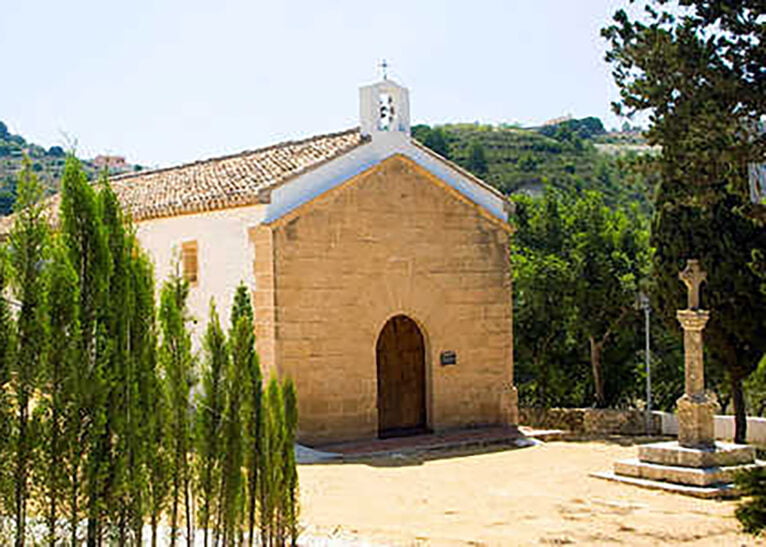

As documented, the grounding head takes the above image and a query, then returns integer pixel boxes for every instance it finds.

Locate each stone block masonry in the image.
[259,154,515,443]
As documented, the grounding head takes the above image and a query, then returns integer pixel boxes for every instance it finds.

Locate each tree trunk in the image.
[48,390,60,547]
[184,468,193,546]
[247,466,257,547]
[170,468,179,547]
[70,463,80,547]
[589,337,606,408]
[15,399,27,547]
[732,372,747,444]
[151,512,158,547]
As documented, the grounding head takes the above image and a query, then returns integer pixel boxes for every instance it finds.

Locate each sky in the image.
[1,0,633,168]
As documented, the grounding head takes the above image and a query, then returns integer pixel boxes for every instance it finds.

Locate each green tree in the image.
[570,192,649,407]
[281,379,299,546]
[195,301,227,547]
[219,312,248,544]
[230,284,262,547]
[604,0,766,441]
[465,140,488,176]
[159,269,195,546]
[59,154,111,546]
[652,194,766,439]
[411,125,451,159]
[258,378,285,546]
[735,467,766,535]
[512,191,579,406]
[8,155,50,547]
[147,361,171,547]
[126,243,158,544]
[42,237,80,546]
[0,244,12,531]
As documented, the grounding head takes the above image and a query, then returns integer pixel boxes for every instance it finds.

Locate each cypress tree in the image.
[231,284,262,547]
[0,240,14,533]
[8,155,50,547]
[59,154,111,546]
[258,378,285,546]
[159,269,195,546]
[220,313,248,544]
[281,379,299,547]
[195,300,227,546]
[147,360,171,547]
[42,236,80,546]
[128,246,158,544]
[98,175,147,543]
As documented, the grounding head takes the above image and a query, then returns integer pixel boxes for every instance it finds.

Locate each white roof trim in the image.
[263,132,509,225]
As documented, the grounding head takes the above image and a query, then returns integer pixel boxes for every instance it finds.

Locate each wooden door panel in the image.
[376,315,426,437]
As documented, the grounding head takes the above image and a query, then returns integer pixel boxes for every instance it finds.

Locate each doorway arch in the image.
[376,314,427,438]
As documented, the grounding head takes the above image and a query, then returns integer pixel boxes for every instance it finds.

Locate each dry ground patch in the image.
[298,440,763,545]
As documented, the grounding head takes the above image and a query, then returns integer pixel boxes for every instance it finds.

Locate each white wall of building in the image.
[135,204,265,345]
[654,410,766,445]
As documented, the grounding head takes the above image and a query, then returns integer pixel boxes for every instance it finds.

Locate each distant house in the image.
[93,155,128,171]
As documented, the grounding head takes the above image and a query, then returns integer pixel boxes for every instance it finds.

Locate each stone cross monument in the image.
[675,259,716,448]
[600,259,761,497]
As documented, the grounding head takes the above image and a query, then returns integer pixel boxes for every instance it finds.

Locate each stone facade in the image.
[254,154,515,443]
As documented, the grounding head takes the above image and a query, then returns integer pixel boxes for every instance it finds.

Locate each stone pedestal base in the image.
[594,440,764,499]
[676,392,717,448]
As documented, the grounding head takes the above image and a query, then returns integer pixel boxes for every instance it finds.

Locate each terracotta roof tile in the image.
[0,128,366,234]
[112,127,366,221]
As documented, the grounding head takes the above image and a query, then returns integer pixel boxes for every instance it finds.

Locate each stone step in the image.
[614,458,763,487]
[638,440,755,468]
[591,471,739,500]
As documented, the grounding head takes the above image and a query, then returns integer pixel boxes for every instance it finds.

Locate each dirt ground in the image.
[298,439,763,546]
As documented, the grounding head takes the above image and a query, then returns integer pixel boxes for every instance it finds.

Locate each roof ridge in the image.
[111,126,361,183]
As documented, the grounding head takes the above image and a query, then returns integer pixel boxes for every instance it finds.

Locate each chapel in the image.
[21,78,519,443]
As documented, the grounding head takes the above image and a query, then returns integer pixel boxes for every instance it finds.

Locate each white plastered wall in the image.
[135,204,265,345]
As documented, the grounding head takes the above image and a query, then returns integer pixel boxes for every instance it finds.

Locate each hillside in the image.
[1,117,652,218]
[412,120,653,210]
[0,120,143,215]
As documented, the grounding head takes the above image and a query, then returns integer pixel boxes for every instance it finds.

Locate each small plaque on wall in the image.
[440,350,457,366]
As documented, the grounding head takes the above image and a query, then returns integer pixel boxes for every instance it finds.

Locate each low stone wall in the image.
[519,407,661,436]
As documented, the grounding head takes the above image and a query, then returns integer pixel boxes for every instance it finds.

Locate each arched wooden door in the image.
[376,315,427,438]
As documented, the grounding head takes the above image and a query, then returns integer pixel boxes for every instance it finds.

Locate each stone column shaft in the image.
[680,322,706,396]
[675,309,714,448]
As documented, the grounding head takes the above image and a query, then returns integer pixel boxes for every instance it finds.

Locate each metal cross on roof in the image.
[379,59,389,81]
[679,259,707,310]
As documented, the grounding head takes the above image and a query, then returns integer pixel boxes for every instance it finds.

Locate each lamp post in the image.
[639,291,652,434]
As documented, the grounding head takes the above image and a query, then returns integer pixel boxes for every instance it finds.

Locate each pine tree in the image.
[8,154,50,547]
[195,300,227,546]
[42,236,80,546]
[159,269,195,547]
[231,284,262,547]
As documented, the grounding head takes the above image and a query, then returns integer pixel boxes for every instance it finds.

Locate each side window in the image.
[181,240,199,286]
